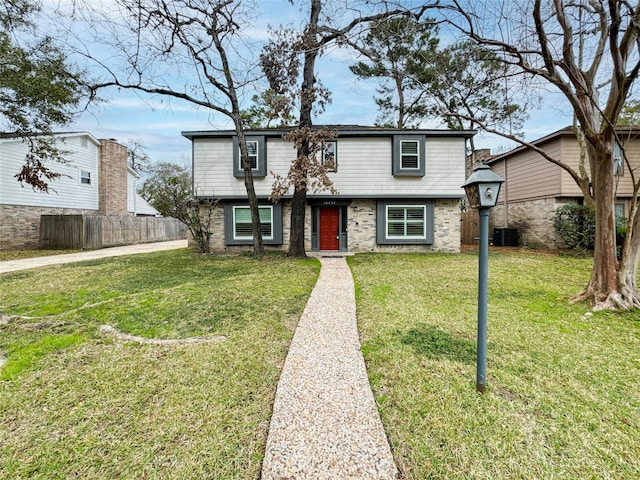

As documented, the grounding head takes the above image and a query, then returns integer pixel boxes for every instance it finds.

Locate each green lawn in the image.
[0,250,319,479]
[2,249,639,479]
[348,251,640,480]
[0,249,81,262]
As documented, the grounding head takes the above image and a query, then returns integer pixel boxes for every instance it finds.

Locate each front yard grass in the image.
[0,250,319,479]
[349,251,640,480]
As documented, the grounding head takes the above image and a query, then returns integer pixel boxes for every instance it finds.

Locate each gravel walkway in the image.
[261,256,397,480]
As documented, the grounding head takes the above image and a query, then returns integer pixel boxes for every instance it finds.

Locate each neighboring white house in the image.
[183,126,474,253]
[0,132,158,249]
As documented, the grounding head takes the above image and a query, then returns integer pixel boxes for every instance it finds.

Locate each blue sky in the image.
[59,0,574,165]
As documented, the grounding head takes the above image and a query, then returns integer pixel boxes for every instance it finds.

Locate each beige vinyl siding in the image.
[559,134,640,197]
[559,136,587,196]
[612,135,640,197]
[498,139,563,202]
[192,135,467,198]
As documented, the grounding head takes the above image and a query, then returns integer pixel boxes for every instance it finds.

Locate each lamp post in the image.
[462,164,504,394]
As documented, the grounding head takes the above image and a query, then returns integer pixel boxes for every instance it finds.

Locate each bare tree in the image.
[126,139,151,174]
[261,0,431,258]
[62,0,264,255]
[440,0,640,310]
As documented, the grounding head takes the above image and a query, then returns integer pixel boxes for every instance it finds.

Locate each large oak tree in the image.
[64,0,265,255]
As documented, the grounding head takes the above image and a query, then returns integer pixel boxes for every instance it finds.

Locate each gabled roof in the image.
[487,125,640,164]
[0,131,101,147]
[182,125,476,140]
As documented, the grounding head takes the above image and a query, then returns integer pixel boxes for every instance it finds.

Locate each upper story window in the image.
[246,141,259,170]
[233,136,266,178]
[392,135,425,176]
[400,140,419,169]
[81,136,88,148]
[321,141,337,172]
[613,141,624,175]
[79,170,92,185]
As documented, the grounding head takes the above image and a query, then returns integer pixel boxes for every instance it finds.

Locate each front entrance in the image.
[319,207,340,250]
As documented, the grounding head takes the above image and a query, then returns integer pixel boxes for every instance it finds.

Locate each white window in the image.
[80,170,92,185]
[613,142,623,175]
[400,140,420,169]
[233,206,273,240]
[240,141,259,170]
[81,136,88,148]
[321,141,337,172]
[386,205,426,239]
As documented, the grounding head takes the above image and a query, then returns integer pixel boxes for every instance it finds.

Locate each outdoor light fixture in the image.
[461,164,505,394]
[462,164,504,209]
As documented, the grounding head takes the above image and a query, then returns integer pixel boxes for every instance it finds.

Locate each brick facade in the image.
[200,198,461,254]
[2,138,133,250]
[98,139,129,216]
[492,197,577,249]
[0,205,95,250]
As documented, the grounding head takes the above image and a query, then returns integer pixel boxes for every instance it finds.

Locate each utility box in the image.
[493,227,518,247]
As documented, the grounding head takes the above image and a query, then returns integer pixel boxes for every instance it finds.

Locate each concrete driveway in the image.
[0,240,188,273]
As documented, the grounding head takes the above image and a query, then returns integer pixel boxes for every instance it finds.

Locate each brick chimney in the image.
[98,139,128,215]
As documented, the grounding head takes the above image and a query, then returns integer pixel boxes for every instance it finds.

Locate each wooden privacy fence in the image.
[40,215,187,250]
[461,210,479,245]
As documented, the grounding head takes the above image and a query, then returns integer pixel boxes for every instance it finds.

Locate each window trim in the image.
[376,200,434,245]
[321,141,337,172]
[400,140,420,170]
[232,205,273,241]
[232,136,266,178]
[224,202,283,245]
[613,141,624,176]
[392,135,426,176]
[79,169,92,186]
[385,204,427,240]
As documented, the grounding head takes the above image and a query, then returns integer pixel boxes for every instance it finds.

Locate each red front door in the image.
[319,207,340,250]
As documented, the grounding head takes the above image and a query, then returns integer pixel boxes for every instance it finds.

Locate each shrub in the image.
[553,204,627,257]
[553,204,595,250]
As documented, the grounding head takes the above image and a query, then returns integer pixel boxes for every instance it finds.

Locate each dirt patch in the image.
[99,325,226,345]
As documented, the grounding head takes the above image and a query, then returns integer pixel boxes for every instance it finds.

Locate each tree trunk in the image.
[288,182,307,258]
[575,138,640,309]
[616,201,640,309]
[287,0,321,258]
[235,127,264,256]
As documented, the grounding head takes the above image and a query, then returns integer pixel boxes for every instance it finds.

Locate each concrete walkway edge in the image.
[261,256,397,479]
[0,240,188,273]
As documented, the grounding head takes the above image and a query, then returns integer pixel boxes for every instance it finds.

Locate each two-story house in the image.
[183,126,474,254]
[486,126,640,249]
[0,132,158,250]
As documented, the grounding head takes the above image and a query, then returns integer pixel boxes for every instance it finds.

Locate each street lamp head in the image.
[462,164,505,209]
